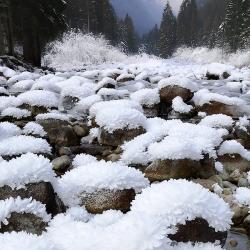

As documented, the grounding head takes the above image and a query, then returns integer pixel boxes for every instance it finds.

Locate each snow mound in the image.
[199,114,234,128]
[23,122,47,137]
[61,85,95,99]
[0,232,56,250]
[36,112,70,121]
[1,107,31,119]
[218,140,250,160]
[193,89,244,106]
[95,107,147,132]
[131,179,232,232]
[158,76,198,92]
[172,96,193,113]
[17,90,59,108]
[130,88,160,107]
[89,99,143,119]
[55,160,149,206]
[0,122,21,140]
[73,95,102,114]
[0,136,51,156]
[72,154,97,168]
[0,153,55,189]
[10,80,35,93]
[234,187,250,207]
[0,197,51,226]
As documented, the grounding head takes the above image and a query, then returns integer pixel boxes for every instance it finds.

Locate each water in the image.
[226,231,250,250]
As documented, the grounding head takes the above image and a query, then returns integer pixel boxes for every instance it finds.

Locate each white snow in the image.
[72,154,98,168]
[158,76,198,92]
[55,160,149,206]
[17,90,58,108]
[199,114,234,128]
[0,197,51,226]
[218,140,250,160]
[1,107,31,119]
[193,89,244,107]
[0,153,55,189]
[0,122,21,141]
[234,187,250,207]
[36,112,70,121]
[0,136,51,156]
[22,122,47,137]
[172,96,193,113]
[130,88,160,107]
[95,107,147,132]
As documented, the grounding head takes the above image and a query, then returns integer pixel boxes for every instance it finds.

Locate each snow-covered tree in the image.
[159,2,177,58]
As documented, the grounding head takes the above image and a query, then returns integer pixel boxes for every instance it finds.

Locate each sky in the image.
[111,0,183,35]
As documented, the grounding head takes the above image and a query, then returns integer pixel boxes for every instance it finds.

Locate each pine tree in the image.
[143,24,160,55]
[122,14,138,53]
[223,0,243,52]
[159,2,177,58]
[177,0,198,47]
[239,0,250,49]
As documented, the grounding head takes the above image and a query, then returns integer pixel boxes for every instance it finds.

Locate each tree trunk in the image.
[22,8,41,67]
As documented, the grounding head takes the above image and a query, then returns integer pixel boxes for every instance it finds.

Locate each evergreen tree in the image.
[121,14,138,53]
[223,0,243,52]
[143,24,160,55]
[65,0,118,44]
[159,2,177,58]
[177,0,198,47]
[239,0,250,49]
[10,0,66,66]
[198,0,226,48]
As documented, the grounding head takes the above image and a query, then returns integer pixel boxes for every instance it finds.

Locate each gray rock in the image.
[0,182,58,215]
[52,155,71,171]
[84,189,136,214]
[238,178,249,187]
[160,85,193,105]
[70,143,113,156]
[0,212,47,235]
[73,124,89,137]
[98,127,146,146]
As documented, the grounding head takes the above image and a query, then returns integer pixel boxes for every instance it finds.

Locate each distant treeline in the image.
[1,0,249,66]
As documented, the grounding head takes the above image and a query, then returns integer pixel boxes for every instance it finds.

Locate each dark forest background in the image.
[0,0,249,66]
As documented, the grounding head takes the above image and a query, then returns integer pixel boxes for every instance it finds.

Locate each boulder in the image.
[73,124,90,137]
[19,104,48,117]
[70,143,113,156]
[218,154,250,174]
[61,96,79,111]
[52,155,71,172]
[169,218,227,246]
[234,126,250,149]
[160,85,193,105]
[84,189,136,214]
[198,101,239,117]
[98,127,146,147]
[48,126,80,147]
[145,157,216,182]
[0,182,58,215]
[143,105,160,118]
[0,212,47,235]
[192,179,216,191]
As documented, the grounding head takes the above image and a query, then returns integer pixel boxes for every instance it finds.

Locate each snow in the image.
[10,80,35,93]
[72,154,98,168]
[0,197,51,226]
[36,112,70,121]
[89,99,143,119]
[218,140,250,160]
[97,88,129,100]
[199,114,234,128]
[96,77,117,90]
[172,96,193,113]
[0,153,55,189]
[61,85,95,99]
[23,122,47,137]
[73,95,102,114]
[236,116,249,132]
[0,136,51,156]
[95,107,147,132]
[17,90,59,108]
[0,66,16,78]
[130,88,160,107]
[55,160,149,206]
[7,72,40,84]
[158,76,198,92]
[206,63,233,78]
[1,107,31,119]
[215,162,224,173]
[193,89,244,106]
[117,73,135,82]
[0,96,19,112]
[234,187,250,207]
[0,122,21,141]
